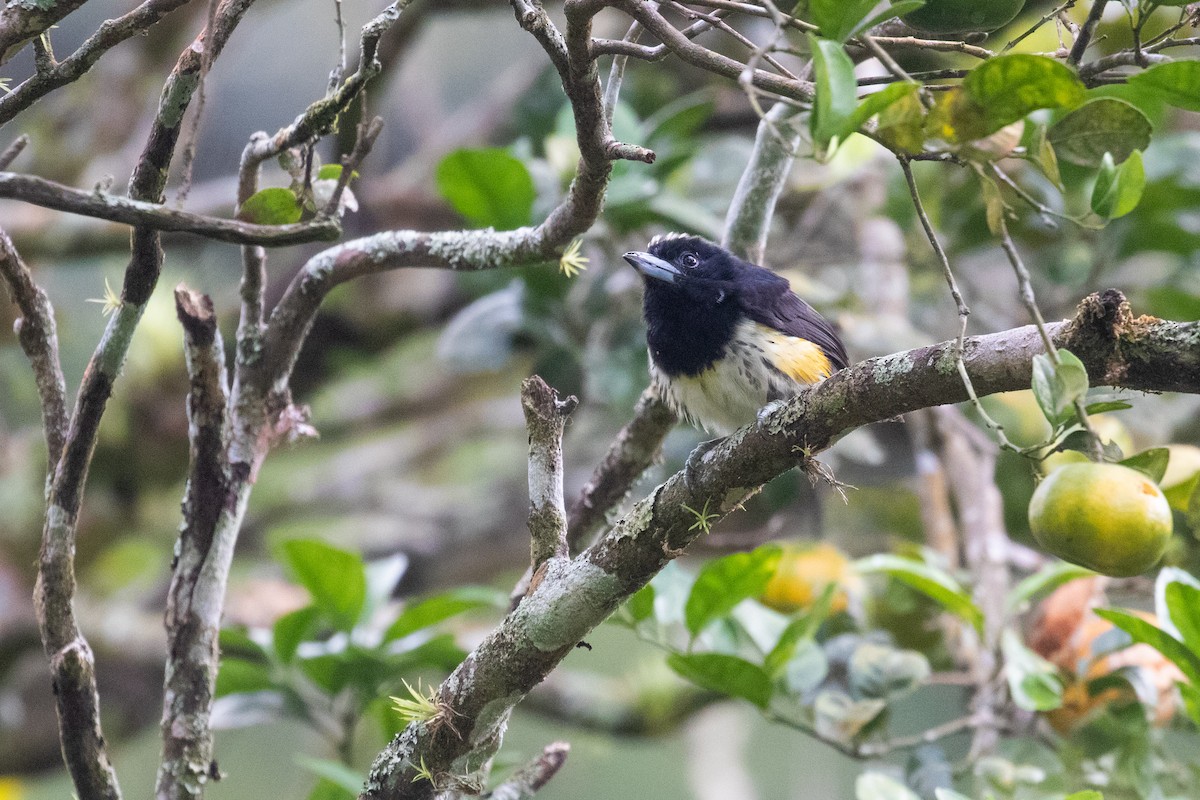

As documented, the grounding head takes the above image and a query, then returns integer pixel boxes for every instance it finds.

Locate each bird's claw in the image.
[684,437,723,494]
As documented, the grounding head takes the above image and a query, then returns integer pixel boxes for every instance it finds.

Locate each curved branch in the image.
[361,292,1199,799]
[0,172,342,245]
[0,0,193,126]
[250,0,654,400]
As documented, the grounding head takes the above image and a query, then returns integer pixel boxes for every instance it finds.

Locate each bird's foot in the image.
[756,399,788,428]
[684,437,724,494]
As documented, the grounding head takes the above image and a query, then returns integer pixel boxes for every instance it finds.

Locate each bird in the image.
[623,233,848,437]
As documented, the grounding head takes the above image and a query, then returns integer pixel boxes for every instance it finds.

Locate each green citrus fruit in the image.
[900,0,1026,34]
[1029,463,1173,577]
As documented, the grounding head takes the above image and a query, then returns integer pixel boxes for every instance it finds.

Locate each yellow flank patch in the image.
[754,323,833,385]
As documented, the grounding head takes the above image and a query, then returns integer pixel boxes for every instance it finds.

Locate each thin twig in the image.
[0,134,28,169]
[1004,0,1076,52]
[1069,0,1108,65]
[0,0,193,126]
[898,157,1018,452]
[996,220,1103,460]
[0,227,67,466]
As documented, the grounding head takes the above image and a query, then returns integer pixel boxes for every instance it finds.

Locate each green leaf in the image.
[1128,61,1200,112]
[1094,607,1200,685]
[962,54,1086,138]
[1120,446,1170,484]
[666,652,772,708]
[855,771,922,800]
[814,690,886,742]
[1001,629,1063,711]
[435,148,535,230]
[273,606,319,663]
[1085,401,1132,415]
[934,790,974,800]
[237,187,303,225]
[1029,124,1064,188]
[808,34,859,154]
[855,554,982,633]
[1164,581,1200,656]
[1006,562,1096,614]
[810,0,880,41]
[933,790,973,800]
[763,583,836,676]
[1091,150,1145,219]
[1030,350,1089,425]
[295,755,364,795]
[846,82,920,135]
[1179,681,1200,727]
[1063,793,1104,800]
[856,0,925,36]
[876,87,927,154]
[849,642,930,700]
[215,657,274,698]
[1048,98,1153,168]
[278,539,367,630]
[384,586,503,642]
[685,545,781,637]
[625,583,655,624]
[219,626,268,661]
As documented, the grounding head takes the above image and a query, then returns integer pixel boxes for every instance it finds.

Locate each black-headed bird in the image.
[624,234,848,437]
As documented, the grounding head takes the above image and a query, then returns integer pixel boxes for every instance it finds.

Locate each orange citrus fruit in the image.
[760,542,854,614]
[1028,463,1172,577]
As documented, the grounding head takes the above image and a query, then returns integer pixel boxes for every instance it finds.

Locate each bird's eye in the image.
[680,253,699,268]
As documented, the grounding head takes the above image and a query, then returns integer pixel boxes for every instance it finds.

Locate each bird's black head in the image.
[623,234,745,376]
[622,234,739,305]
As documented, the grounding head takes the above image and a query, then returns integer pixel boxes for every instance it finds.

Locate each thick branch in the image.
[0,0,193,126]
[0,172,341,245]
[155,287,247,800]
[0,227,67,466]
[521,376,577,575]
[361,293,1199,799]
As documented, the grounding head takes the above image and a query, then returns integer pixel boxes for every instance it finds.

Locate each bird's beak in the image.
[623,251,680,284]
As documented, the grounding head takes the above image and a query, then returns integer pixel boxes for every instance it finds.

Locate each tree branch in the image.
[481,742,569,800]
[521,376,577,577]
[249,0,652,402]
[0,227,67,467]
[156,287,253,800]
[1069,0,1108,65]
[236,0,409,206]
[33,5,259,799]
[0,0,194,126]
[566,388,676,554]
[0,172,341,245]
[361,292,1199,799]
[0,0,90,65]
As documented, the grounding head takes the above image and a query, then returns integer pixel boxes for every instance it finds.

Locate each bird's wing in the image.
[738,268,849,371]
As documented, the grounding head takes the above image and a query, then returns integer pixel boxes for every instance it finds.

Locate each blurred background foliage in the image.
[1,1,1200,799]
